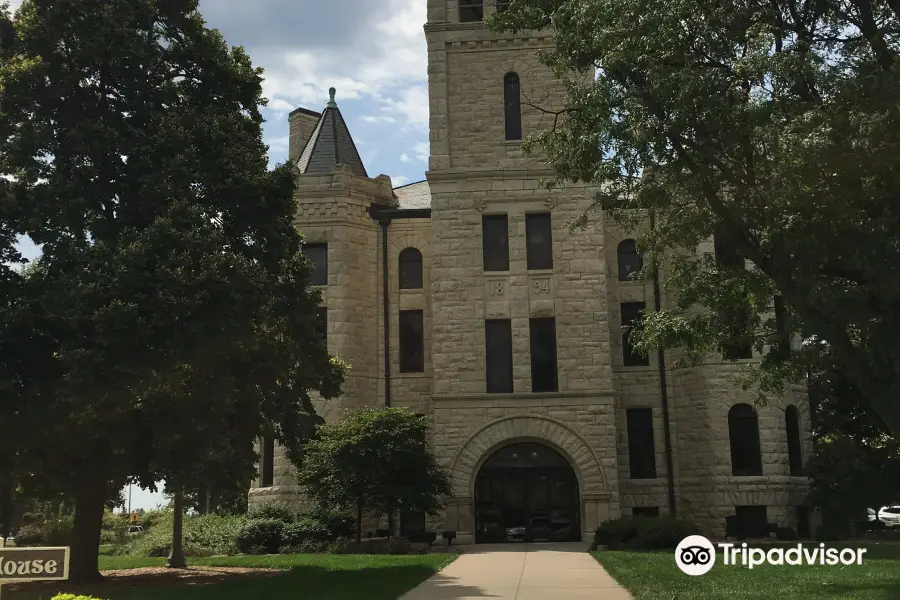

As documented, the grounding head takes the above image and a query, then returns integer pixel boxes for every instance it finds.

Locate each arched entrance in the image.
[474,442,580,543]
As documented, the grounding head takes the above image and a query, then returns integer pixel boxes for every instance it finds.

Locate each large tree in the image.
[0,0,343,581]
[297,408,452,545]
[492,1,900,434]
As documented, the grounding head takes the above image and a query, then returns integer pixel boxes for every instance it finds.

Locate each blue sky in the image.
[10,0,430,265]
[7,0,431,510]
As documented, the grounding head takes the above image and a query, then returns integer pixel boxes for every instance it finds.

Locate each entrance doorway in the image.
[474,442,580,543]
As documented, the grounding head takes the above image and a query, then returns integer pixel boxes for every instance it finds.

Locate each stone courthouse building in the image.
[248,0,812,543]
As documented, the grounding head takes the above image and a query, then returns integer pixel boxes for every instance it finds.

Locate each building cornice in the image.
[426,167,557,182]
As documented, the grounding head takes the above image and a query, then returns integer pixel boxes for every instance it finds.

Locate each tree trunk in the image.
[0,475,13,540]
[167,491,186,568]
[204,488,212,515]
[70,469,108,583]
[356,499,363,546]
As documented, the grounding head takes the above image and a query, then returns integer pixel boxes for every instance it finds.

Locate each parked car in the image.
[506,523,527,542]
[125,525,144,536]
[877,507,900,528]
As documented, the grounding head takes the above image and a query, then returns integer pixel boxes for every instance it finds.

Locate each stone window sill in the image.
[616,365,653,371]
[395,372,429,379]
[502,140,523,147]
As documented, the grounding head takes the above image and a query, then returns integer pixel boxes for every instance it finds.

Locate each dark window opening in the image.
[485,319,513,393]
[399,247,424,289]
[729,404,763,476]
[529,317,558,392]
[399,310,425,373]
[714,234,745,268]
[632,507,660,518]
[459,0,484,22]
[785,405,803,476]
[734,505,768,538]
[261,436,275,487]
[316,307,327,345]
[504,72,522,141]
[621,302,649,366]
[723,340,753,360]
[526,213,553,270]
[304,243,328,286]
[617,239,643,281]
[715,234,752,360]
[496,0,512,12]
[482,215,510,271]
[626,408,657,479]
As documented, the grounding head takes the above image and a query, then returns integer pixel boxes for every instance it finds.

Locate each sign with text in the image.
[0,547,69,584]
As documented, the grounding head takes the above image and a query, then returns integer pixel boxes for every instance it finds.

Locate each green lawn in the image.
[6,553,455,600]
[595,543,900,600]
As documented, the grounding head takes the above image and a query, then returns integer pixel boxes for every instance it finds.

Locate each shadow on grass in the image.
[6,563,455,600]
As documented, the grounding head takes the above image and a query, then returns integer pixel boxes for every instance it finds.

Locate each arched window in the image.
[260,436,275,487]
[504,72,522,141]
[617,239,643,281]
[399,247,423,289]
[785,405,803,476]
[728,404,763,476]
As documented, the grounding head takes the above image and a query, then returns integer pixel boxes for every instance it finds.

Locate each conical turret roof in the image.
[295,87,368,178]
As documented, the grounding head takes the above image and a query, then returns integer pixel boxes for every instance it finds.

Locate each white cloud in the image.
[267,136,290,153]
[266,98,295,119]
[400,153,412,163]
[414,141,429,163]
[391,175,410,187]
[362,115,397,124]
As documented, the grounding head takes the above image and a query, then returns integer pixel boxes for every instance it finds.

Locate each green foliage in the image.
[50,596,105,600]
[303,505,355,540]
[297,408,452,543]
[490,0,900,436]
[594,517,699,550]
[806,368,900,523]
[0,0,345,580]
[235,518,285,555]
[247,502,295,523]
[124,514,244,557]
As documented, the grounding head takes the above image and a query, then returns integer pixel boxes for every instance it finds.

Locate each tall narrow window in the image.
[617,239,643,281]
[482,215,509,271]
[485,319,513,393]
[504,72,522,141]
[496,0,511,12]
[316,307,328,345]
[729,404,763,476]
[621,302,649,366]
[526,213,553,270]
[304,243,328,286]
[399,310,425,372]
[529,317,558,392]
[715,234,753,359]
[626,408,657,479]
[399,247,423,289]
[632,507,660,518]
[714,234,744,268]
[785,405,803,476]
[735,505,768,538]
[459,0,484,21]
[260,436,275,487]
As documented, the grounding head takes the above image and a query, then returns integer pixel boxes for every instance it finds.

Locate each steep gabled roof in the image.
[296,88,368,178]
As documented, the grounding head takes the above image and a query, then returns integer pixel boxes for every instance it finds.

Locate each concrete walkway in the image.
[399,543,633,599]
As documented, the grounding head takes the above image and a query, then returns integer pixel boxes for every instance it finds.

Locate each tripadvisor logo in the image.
[675,535,868,575]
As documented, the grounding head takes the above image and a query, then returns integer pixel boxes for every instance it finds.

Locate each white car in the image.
[125,525,145,536]
[877,507,900,527]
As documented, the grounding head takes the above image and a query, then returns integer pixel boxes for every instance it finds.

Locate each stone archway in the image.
[449,415,607,498]
[445,415,609,543]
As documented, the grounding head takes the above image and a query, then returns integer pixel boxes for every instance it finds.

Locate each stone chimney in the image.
[288,107,321,162]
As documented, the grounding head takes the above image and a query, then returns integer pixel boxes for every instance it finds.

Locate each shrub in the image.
[125,514,244,557]
[815,525,840,542]
[594,516,699,550]
[247,503,295,524]
[304,505,354,539]
[13,524,44,546]
[51,595,105,600]
[282,520,329,547]
[776,527,799,541]
[388,536,411,555]
[236,518,286,555]
[20,512,41,526]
